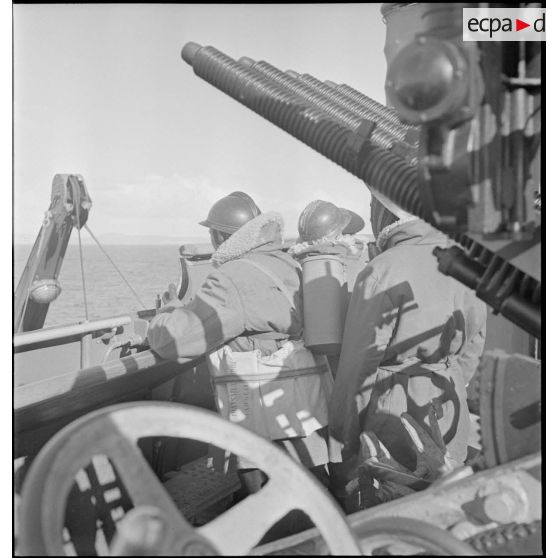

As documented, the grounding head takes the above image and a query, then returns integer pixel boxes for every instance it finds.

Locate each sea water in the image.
[14,244,185,327]
[14,241,370,328]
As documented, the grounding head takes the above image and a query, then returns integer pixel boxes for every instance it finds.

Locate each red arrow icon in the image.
[516,18,531,31]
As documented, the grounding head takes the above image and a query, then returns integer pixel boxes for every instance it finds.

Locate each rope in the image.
[84,224,147,309]
[74,191,90,322]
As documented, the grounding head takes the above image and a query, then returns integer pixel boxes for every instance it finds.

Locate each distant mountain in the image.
[14,232,375,247]
[88,233,210,246]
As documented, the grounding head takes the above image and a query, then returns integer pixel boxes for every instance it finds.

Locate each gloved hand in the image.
[358,412,456,493]
[156,283,184,313]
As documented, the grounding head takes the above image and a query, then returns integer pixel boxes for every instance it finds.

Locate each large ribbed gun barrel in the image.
[180,42,426,221]
[180,42,541,339]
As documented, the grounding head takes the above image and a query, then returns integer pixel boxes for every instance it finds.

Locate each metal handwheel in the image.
[18,401,362,556]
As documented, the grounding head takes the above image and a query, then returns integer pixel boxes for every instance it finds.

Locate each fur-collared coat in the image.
[148,212,335,469]
[329,219,487,468]
[148,212,303,361]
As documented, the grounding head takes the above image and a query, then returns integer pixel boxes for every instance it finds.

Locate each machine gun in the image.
[180,3,541,340]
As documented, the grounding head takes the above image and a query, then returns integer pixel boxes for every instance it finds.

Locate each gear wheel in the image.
[466,520,542,555]
[466,352,540,470]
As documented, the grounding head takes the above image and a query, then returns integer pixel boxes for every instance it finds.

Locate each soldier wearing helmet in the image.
[297,199,365,243]
[199,191,262,249]
[327,191,487,510]
[148,192,336,515]
[289,200,365,261]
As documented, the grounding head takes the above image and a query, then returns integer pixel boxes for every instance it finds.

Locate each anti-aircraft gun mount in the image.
[176,2,541,553]
[14,3,541,556]
[180,14,541,340]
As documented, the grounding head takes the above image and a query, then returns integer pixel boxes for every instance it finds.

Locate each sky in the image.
[13,3,387,243]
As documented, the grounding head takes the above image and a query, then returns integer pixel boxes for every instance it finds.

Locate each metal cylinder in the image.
[434,245,541,338]
[182,43,425,219]
[421,3,471,38]
[301,255,348,354]
[14,315,132,348]
[382,3,424,69]
[483,488,527,524]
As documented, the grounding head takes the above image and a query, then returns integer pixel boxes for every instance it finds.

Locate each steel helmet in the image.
[199,191,261,234]
[298,200,365,242]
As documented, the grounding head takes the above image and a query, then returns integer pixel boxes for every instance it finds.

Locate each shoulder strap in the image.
[266,250,303,272]
[236,257,296,310]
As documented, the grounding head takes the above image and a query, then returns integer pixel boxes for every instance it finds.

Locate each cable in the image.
[84,224,147,309]
[73,187,90,322]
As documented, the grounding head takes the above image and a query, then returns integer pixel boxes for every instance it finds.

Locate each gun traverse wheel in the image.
[18,402,362,556]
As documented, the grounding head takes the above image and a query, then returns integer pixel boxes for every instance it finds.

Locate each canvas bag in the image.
[207,339,333,440]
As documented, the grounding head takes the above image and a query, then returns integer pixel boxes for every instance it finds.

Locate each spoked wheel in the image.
[18,402,362,556]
